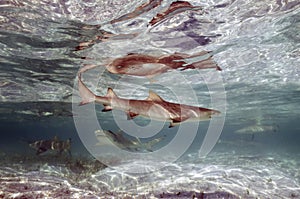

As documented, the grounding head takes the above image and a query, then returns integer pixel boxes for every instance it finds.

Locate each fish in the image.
[234,124,279,140]
[78,74,221,127]
[29,136,72,156]
[149,1,202,26]
[235,125,278,134]
[105,51,221,79]
[110,0,163,24]
[95,129,164,152]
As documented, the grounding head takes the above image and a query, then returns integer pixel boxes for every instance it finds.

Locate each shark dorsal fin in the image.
[106,88,118,98]
[147,90,164,101]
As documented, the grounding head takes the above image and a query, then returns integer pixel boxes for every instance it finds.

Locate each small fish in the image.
[78,74,220,128]
[110,0,163,24]
[29,136,72,156]
[95,129,164,152]
[105,51,221,79]
[149,1,202,26]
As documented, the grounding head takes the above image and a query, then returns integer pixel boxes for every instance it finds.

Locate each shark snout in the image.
[209,109,221,118]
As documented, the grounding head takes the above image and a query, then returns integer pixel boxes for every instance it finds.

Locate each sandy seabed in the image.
[0,152,299,199]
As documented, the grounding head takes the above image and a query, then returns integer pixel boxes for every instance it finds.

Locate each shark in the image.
[29,136,72,156]
[95,129,164,152]
[78,74,220,127]
[234,124,279,140]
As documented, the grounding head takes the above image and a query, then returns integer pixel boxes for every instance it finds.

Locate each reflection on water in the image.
[0,0,299,198]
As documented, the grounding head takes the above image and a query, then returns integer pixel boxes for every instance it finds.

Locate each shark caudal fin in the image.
[78,74,96,105]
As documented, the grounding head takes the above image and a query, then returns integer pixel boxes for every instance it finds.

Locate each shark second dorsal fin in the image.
[106,88,118,98]
[146,90,164,101]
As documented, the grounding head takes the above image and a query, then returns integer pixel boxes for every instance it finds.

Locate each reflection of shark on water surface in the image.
[78,74,220,128]
[95,130,164,152]
[79,51,220,79]
[110,0,163,24]
[149,1,203,27]
[29,136,72,156]
[105,51,221,78]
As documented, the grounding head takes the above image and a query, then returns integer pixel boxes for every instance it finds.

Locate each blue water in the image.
[0,0,299,198]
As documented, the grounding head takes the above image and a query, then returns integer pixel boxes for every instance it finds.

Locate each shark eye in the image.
[117,65,123,69]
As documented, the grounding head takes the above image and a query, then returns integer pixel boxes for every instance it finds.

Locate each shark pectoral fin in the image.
[127,112,139,120]
[102,105,113,112]
[169,121,181,128]
[169,117,190,128]
[169,118,182,128]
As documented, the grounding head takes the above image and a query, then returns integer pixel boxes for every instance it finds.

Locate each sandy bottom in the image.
[0,152,299,198]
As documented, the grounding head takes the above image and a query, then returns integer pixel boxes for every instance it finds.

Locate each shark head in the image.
[200,108,221,121]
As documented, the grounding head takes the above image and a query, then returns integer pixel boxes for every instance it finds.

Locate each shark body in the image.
[29,136,71,156]
[95,130,164,152]
[78,74,220,127]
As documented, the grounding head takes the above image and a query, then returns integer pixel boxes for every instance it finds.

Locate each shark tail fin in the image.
[78,74,96,105]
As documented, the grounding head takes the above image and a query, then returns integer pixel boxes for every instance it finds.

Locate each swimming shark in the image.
[78,74,220,127]
[29,136,72,156]
[95,129,164,152]
[234,124,278,140]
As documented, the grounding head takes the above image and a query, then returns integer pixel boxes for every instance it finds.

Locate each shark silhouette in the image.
[95,129,164,152]
[78,74,220,127]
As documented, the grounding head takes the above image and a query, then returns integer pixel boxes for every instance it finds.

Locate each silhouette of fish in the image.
[29,136,71,156]
[78,74,220,127]
[149,1,202,26]
[95,129,164,152]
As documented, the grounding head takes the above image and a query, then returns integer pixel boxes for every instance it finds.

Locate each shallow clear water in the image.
[0,0,299,198]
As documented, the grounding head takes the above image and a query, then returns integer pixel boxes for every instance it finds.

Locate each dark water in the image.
[0,0,300,198]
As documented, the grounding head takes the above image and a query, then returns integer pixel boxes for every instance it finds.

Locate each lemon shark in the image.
[78,74,220,127]
[95,129,164,152]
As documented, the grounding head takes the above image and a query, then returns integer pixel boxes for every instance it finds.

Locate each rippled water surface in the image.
[0,0,300,198]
